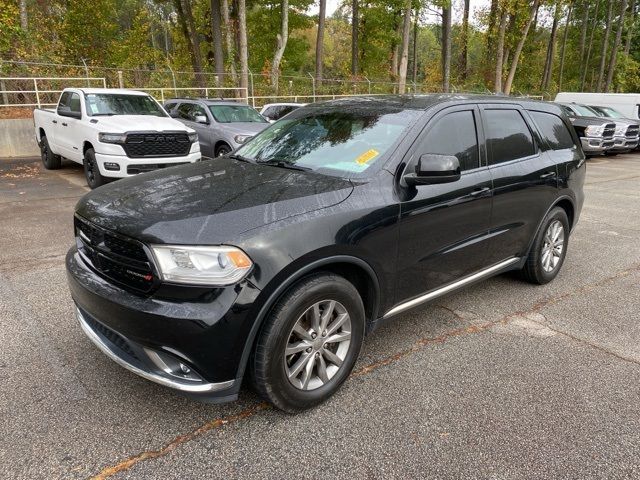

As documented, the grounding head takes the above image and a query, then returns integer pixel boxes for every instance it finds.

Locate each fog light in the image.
[104,162,120,171]
[179,363,191,374]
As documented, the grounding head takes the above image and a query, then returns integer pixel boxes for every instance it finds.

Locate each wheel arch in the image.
[524,195,576,259]
[214,140,231,155]
[235,255,381,384]
[82,141,94,155]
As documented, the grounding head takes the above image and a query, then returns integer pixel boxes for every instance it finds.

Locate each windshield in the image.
[591,106,625,118]
[209,105,267,123]
[84,93,166,117]
[568,104,600,117]
[235,105,420,176]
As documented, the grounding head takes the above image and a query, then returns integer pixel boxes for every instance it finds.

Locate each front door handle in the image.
[470,187,490,196]
[52,120,58,124]
[540,171,556,178]
[61,122,68,127]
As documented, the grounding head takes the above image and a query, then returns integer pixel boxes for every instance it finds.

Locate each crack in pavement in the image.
[88,262,640,479]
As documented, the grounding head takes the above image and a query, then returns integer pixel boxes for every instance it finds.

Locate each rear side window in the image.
[530,111,575,150]
[484,109,536,165]
[418,110,480,171]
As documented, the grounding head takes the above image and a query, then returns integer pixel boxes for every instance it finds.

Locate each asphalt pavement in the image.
[1,154,639,479]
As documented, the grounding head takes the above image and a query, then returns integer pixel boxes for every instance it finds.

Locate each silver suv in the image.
[164,99,269,158]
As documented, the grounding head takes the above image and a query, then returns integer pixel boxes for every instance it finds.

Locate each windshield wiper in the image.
[91,113,117,116]
[229,154,254,163]
[256,160,312,172]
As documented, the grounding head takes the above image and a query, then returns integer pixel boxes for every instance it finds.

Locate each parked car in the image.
[67,95,585,412]
[555,102,616,156]
[33,88,201,188]
[260,102,306,122]
[555,92,640,120]
[164,98,269,157]
[587,105,640,152]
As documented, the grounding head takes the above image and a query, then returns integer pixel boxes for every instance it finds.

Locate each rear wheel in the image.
[83,148,106,189]
[521,207,570,284]
[40,135,61,170]
[215,144,231,157]
[251,273,365,412]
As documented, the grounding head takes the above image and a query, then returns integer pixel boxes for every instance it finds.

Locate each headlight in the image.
[188,132,198,143]
[614,125,626,136]
[584,125,604,137]
[98,132,126,144]
[234,134,253,144]
[151,245,252,286]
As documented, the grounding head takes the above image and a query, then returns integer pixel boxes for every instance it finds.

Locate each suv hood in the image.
[568,115,614,127]
[76,158,353,245]
[89,115,194,134]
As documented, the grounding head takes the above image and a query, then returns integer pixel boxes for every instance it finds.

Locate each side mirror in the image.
[168,110,179,118]
[194,115,208,124]
[404,153,461,186]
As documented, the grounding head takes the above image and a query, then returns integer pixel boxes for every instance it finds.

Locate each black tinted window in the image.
[530,111,575,150]
[419,110,480,171]
[164,102,177,111]
[177,103,195,121]
[69,93,81,113]
[485,109,536,165]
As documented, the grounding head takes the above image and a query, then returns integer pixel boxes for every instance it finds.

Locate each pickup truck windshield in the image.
[84,94,167,117]
[235,107,420,176]
[591,106,625,119]
[209,105,267,123]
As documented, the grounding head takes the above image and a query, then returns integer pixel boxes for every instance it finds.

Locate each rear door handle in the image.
[540,171,556,178]
[470,187,490,196]
[61,122,68,127]
[52,120,57,124]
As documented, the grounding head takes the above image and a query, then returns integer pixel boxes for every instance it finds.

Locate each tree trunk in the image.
[604,0,628,91]
[19,0,28,30]
[495,10,508,93]
[351,0,359,76]
[579,1,589,65]
[398,0,412,94]
[596,0,614,91]
[558,1,573,91]
[221,0,237,84]
[624,0,636,56]
[211,0,225,85]
[183,0,206,87]
[271,0,289,91]
[174,0,206,88]
[391,13,402,79]
[503,0,540,95]
[581,0,600,90]
[315,0,327,86]
[237,0,249,97]
[460,0,470,80]
[441,3,452,93]
[412,8,419,84]
[541,2,561,91]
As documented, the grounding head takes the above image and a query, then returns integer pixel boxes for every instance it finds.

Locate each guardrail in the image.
[0,77,107,108]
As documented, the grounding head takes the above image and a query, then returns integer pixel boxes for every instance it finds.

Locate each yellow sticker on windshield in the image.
[355,149,380,165]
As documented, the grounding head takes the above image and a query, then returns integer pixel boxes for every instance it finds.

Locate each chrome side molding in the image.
[383,257,521,319]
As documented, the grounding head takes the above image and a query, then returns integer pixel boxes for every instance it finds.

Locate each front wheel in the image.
[215,144,231,157]
[83,148,106,189]
[521,207,570,285]
[251,273,365,412]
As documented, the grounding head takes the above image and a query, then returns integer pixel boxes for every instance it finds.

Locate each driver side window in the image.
[417,110,480,171]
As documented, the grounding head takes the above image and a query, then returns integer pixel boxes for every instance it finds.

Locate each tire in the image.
[215,144,231,157]
[251,273,365,413]
[40,135,61,170]
[521,206,570,285]
[604,151,618,156]
[83,148,106,189]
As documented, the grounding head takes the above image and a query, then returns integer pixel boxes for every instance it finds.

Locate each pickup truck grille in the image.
[603,123,616,140]
[626,124,640,138]
[123,132,191,158]
[75,215,156,293]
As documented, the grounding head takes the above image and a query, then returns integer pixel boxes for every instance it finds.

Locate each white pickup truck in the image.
[34,88,201,188]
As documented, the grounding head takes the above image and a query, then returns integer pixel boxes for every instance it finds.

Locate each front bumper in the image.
[67,247,261,401]
[580,136,614,153]
[94,149,201,178]
[610,135,639,152]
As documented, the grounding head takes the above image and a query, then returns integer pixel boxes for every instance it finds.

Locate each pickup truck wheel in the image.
[215,144,231,157]
[521,207,570,285]
[40,135,61,170]
[83,148,105,189]
[251,273,365,413]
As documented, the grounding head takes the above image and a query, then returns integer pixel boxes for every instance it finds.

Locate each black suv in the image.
[67,95,585,412]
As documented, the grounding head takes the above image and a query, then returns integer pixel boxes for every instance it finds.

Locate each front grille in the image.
[127,162,189,175]
[122,132,191,158]
[75,216,156,293]
[626,124,640,138]
[603,123,616,140]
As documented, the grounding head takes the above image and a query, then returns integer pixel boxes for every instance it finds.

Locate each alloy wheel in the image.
[284,300,352,391]
[541,219,565,272]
